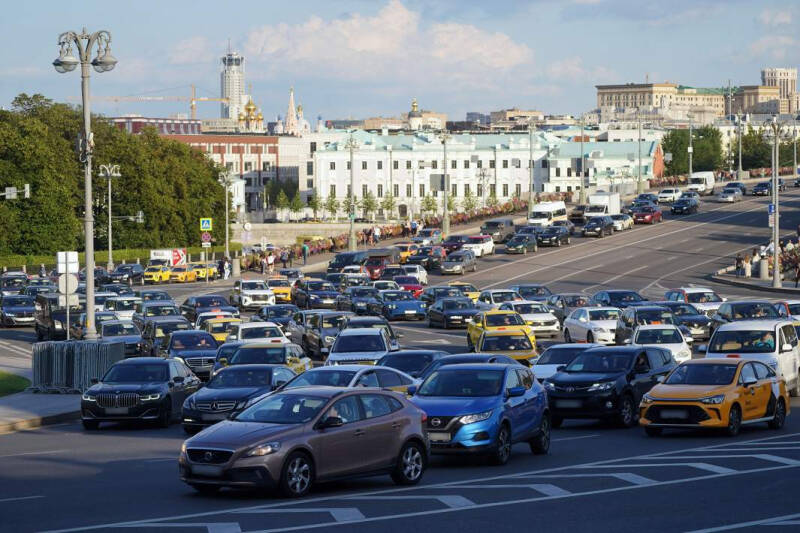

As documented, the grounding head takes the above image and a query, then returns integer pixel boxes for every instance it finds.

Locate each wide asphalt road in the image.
[1,188,800,531]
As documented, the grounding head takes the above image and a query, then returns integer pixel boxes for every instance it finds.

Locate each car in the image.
[582,215,615,237]
[504,234,538,254]
[216,342,312,375]
[143,265,171,284]
[340,315,402,351]
[22,285,56,298]
[337,286,381,314]
[377,290,427,321]
[165,330,220,380]
[379,265,408,281]
[293,280,340,309]
[681,191,700,200]
[278,268,304,285]
[462,235,495,257]
[480,218,516,243]
[179,387,428,496]
[542,345,677,427]
[227,321,289,344]
[545,293,594,324]
[725,181,747,195]
[405,246,446,271]
[420,285,464,306]
[533,343,601,380]
[636,193,659,205]
[632,206,663,224]
[81,357,201,430]
[297,310,351,359]
[614,305,678,345]
[364,252,399,280]
[591,289,648,309]
[372,280,401,292]
[326,327,394,365]
[139,316,192,356]
[441,235,471,254]
[99,283,135,296]
[631,324,693,363]
[709,300,780,333]
[563,306,622,344]
[655,301,713,340]
[195,310,236,330]
[569,204,588,225]
[477,289,523,310]
[701,319,800,396]
[467,309,530,349]
[281,364,419,393]
[622,200,656,216]
[670,197,699,215]
[439,250,477,274]
[180,295,238,324]
[326,251,369,274]
[609,214,633,231]
[664,287,725,316]
[509,284,552,303]
[99,320,144,357]
[639,358,789,436]
[476,329,538,365]
[189,262,211,281]
[265,276,293,303]
[203,317,243,343]
[552,219,576,235]
[427,297,480,329]
[514,225,547,239]
[376,351,449,379]
[253,304,301,331]
[230,279,275,311]
[79,267,111,286]
[170,265,198,283]
[135,289,172,302]
[753,181,771,196]
[109,264,145,286]
[412,228,443,245]
[104,296,142,321]
[498,301,560,338]
[392,242,420,263]
[34,293,82,341]
[446,281,480,302]
[181,364,297,434]
[324,272,349,291]
[131,301,181,330]
[717,187,742,203]
[91,291,119,313]
[409,363,550,464]
[0,295,35,327]
[774,300,800,320]
[393,276,423,298]
[657,188,682,203]
[402,264,429,285]
[70,311,119,339]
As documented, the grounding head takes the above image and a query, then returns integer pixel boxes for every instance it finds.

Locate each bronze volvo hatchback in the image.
[179,386,429,497]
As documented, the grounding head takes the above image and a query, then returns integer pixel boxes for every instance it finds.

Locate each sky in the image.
[1,0,798,122]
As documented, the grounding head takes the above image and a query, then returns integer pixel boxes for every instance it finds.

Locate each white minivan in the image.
[703,319,800,395]
[686,171,716,196]
[527,201,567,227]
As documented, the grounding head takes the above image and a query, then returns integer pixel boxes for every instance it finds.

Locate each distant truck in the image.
[687,171,716,196]
[585,192,621,217]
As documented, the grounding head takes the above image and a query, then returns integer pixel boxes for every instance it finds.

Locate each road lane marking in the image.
[515,472,656,485]
[577,462,736,474]
[118,524,241,533]
[236,508,365,521]
[580,265,649,293]
[0,495,44,503]
[552,434,600,442]
[0,449,67,459]
[687,512,800,532]
[344,495,474,508]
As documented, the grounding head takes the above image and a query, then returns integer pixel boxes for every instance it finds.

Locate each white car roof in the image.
[587,306,622,312]
[338,327,383,337]
[715,319,788,331]
[240,321,280,328]
[510,300,549,307]
[636,324,680,331]
[679,287,716,293]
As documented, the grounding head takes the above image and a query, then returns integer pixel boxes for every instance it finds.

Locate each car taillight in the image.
[726,354,740,358]
[420,412,427,423]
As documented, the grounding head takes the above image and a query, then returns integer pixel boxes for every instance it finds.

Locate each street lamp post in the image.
[387,145,393,220]
[345,135,358,251]
[53,28,117,341]
[440,131,451,237]
[99,164,121,271]
[764,115,788,288]
[219,172,234,259]
[794,119,797,186]
[688,114,694,178]
[579,114,587,205]
[528,121,536,216]
[737,113,743,175]
[637,109,644,195]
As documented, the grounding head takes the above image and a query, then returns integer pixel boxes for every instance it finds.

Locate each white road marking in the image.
[344,495,474,508]
[546,265,606,284]
[118,524,241,533]
[575,462,736,474]
[0,495,44,503]
[663,454,800,466]
[552,434,600,442]
[580,265,649,293]
[687,512,800,532]
[236,508,365,521]
[0,449,67,459]
[515,472,656,485]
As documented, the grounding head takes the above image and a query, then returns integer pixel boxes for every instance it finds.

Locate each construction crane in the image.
[67,85,228,119]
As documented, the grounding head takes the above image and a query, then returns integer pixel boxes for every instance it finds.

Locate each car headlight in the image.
[458,410,494,425]
[592,327,607,333]
[587,381,614,392]
[310,295,320,300]
[543,381,555,391]
[140,393,162,402]
[81,392,96,401]
[4,312,15,317]
[641,393,653,404]
[324,336,336,343]
[183,396,196,409]
[386,304,397,309]
[677,349,691,360]
[701,394,725,405]
[181,442,187,454]
[246,441,281,457]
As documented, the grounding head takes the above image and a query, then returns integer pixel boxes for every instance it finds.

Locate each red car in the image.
[393,275,423,299]
[632,206,663,224]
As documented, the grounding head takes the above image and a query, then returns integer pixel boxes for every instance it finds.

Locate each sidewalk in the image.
[711,265,800,294]
[0,391,79,434]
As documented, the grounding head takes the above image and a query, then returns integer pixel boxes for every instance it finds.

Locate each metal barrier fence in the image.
[31,341,125,393]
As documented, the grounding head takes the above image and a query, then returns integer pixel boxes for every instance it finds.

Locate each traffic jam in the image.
[13,186,796,498]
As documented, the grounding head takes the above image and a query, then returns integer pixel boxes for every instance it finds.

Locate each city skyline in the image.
[1,0,798,121]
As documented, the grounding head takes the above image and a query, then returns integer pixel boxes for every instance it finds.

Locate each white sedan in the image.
[717,188,742,203]
[462,235,495,258]
[402,264,428,285]
[477,289,522,309]
[657,188,683,203]
[630,324,692,362]
[610,214,633,231]
[563,306,622,344]
[498,300,560,338]
[226,321,290,344]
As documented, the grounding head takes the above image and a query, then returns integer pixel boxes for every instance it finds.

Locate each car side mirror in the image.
[90,377,99,384]
[782,343,793,353]
[227,335,238,341]
[173,376,185,383]
[407,385,417,396]
[507,386,525,398]
[684,336,694,344]
[722,297,728,302]
[319,416,344,429]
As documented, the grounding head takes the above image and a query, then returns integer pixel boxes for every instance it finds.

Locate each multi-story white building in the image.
[220,50,246,120]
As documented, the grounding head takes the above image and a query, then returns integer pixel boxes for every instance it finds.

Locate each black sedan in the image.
[99,283,135,296]
[181,364,296,434]
[671,197,699,215]
[504,234,538,254]
[582,216,614,237]
[109,264,145,286]
[81,357,200,429]
[654,301,712,340]
[253,304,300,330]
[753,182,771,195]
[537,226,571,247]
[293,280,340,309]
[406,247,445,271]
[79,267,111,286]
[165,330,219,380]
[377,349,449,378]
[427,296,479,329]
[336,286,381,314]
[441,235,471,253]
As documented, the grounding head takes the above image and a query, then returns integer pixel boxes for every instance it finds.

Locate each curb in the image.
[709,274,800,294]
[0,408,81,435]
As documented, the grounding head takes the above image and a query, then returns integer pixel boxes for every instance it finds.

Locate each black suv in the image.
[109,264,145,286]
[591,289,649,309]
[537,225,571,247]
[671,197,699,215]
[582,216,614,237]
[654,301,712,340]
[542,346,676,427]
[614,305,677,345]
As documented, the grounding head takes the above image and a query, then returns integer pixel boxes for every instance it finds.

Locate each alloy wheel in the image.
[402,446,423,480]
[287,456,311,495]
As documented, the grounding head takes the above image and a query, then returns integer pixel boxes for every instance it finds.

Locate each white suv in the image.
[462,235,495,257]
[227,321,289,344]
[657,188,682,203]
[326,327,393,365]
[230,279,275,310]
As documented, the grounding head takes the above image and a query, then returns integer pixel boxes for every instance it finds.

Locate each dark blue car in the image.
[0,295,36,327]
[410,363,550,464]
[165,330,219,380]
[253,304,300,331]
[336,286,380,314]
[99,320,143,357]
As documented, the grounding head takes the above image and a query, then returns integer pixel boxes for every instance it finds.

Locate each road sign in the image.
[4,187,17,199]
[201,232,212,243]
[769,214,775,228]
[58,294,80,308]
[768,203,775,215]
[56,251,79,274]
[172,248,187,266]
[58,273,78,295]
[200,218,213,231]
[201,242,211,248]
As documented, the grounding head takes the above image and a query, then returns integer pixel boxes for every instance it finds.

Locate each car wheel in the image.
[769,398,787,429]
[616,395,636,428]
[566,237,571,245]
[529,413,551,455]
[644,426,662,437]
[726,404,742,437]
[279,452,314,498]
[586,332,594,343]
[490,424,512,466]
[157,399,172,428]
[551,416,563,429]
[391,441,426,485]
[82,420,99,430]
[564,329,572,343]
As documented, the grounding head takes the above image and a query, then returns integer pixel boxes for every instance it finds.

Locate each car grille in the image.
[645,405,711,424]
[554,384,593,393]
[248,295,271,303]
[15,311,33,318]
[185,357,215,368]
[427,415,457,430]
[196,401,237,412]
[186,448,234,464]
[96,393,139,408]
[531,320,558,327]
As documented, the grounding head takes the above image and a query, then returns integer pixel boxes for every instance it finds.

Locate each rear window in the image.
[486,314,524,327]
[537,346,588,365]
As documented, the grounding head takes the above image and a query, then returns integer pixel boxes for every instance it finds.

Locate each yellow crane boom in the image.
[68,85,228,119]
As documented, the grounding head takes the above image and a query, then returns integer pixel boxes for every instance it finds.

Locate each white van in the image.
[687,171,716,196]
[527,201,568,227]
[703,319,800,395]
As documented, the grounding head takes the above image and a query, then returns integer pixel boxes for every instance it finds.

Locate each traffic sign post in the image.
[200,218,213,231]
[201,232,212,243]
[201,242,211,248]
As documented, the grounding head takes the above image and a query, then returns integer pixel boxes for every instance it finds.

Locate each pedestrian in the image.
[743,253,752,278]
[302,242,309,265]
[735,253,743,278]
[260,255,266,274]
[288,247,295,267]
[280,249,288,268]
[374,225,381,243]
[411,220,418,236]
[38,263,46,278]
[267,252,275,274]
[218,258,224,277]
[223,258,231,280]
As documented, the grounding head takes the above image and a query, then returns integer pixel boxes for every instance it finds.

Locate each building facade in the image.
[220,50,246,120]
[732,85,782,115]
[111,115,202,135]
[596,83,725,124]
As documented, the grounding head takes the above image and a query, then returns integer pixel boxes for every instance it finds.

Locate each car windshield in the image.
[611,215,626,221]
[491,292,518,303]
[483,222,504,229]
[196,297,229,307]
[486,313,524,327]
[321,315,348,328]
[418,369,504,397]
[609,292,644,304]
[140,291,169,301]
[537,346,589,365]
[446,255,466,263]
[443,299,473,311]
[235,394,327,424]
[285,370,356,389]
[241,326,282,339]
[145,267,162,273]
[566,352,633,372]
[668,303,700,316]
[2,279,25,288]
[208,321,238,334]
[665,364,738,386]
[381,353,434,373]
[352,288,378,298]
[172,267,186,273]
[541,228,561,235]
[153,321,190,338]
[709,330,777,353]
[564,295,590,307]
[110,299,137,311]
[242,281,268,291]
[588,309,620,320]
[419,229,436,237]
[508,236,529,244]
[722,188,738,194]
[102,323,139,336]
[729,303,779,319]
[636,310,673,325]
[365,258,388,267]
[394,276,419,285]
[103,363,167,383]
[170,333,217,350]
[332,334,386,353]
[208,367,272,388]
[468,236,488,243]
[267,279,290,288]
[263,307,295,318]
[481,335,532,351]
[686,291,722,303]
[230,346,287,364]
[383,291,413,302]
[635,328,683,344]
[145,306,178,317]
[513,303,549,314]
[434,288,462,299]
[307,281,335,291]
[2,296,32,306]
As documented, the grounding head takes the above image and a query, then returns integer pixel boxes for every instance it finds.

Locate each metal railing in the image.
[31,340,125,393]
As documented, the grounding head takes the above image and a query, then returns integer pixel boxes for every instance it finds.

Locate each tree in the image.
[487,191,499,207]
[307,191,321,219]
[661,126,723,175]
[324,195,340,219]
[262,180,273,209]
[421,194,438,214]
[731,126,771,170]
[342,195,357,217]
[380,192,396,218]
[276,190,290,221]
[461,188,478,212]
[360,190,378,220]
[289,190,304,221]
[446,194,457,213]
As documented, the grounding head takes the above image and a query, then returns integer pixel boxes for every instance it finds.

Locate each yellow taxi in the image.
[170,265,197,283]
[639,358,789,436]
[447,281,480,302]
[220,342,312,375]
[204,317,242,343]
[467,310,532,349]
[266,276,293,303]
[191,262,210,280]
[476,329,538,365]
[205,263,219,279]
[393,242,420,263]
[143,265,171,284]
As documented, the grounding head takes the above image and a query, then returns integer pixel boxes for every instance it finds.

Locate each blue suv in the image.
[409,363,550,465]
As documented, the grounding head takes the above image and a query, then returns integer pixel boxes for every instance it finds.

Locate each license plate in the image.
[105,407,129,415]
[405,310,416,314]
[428,432,451,443]
[556,399,582,408]
[202,413,227,421]
[660,409,688,419]
[323,299,334,304]
[191,465,223,477]
[451,315,462,319]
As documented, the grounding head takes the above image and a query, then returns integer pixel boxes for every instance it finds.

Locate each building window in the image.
[515,183,521,197]
[310,142,317,154]
[567,168,572,177]
[244,162,252,172]
[418,160,425,169]
[433,189,438,197]
[502,160,509,169]
[555,186,561,192]
[330,185,336,197]
[393,184,399,197]
[419,184,425,197]
[377,160,383,170]
[347,161,351,170]
[307,161,313,175]
[451,184,457,197]
[306,178,313,189]
[502,184,509,197]
[450,160,457,169]
[555,168,561,177]
[464,184,471,196]
[362,184,368,197]
[262,162,271,171]
[361,161,367,170]
[377,184,383,197]
[329,161,335,170]
[477,184,483,197]
[541,160,549,168]
[490,184,496,196]
[393,160,399,170]
[477,160,483,169]
[489,159,496,169]
[406,160,412,169]
[406,184,412,197]
[432,160,438,169]
[225,162,233,171]
[464,160,470,169]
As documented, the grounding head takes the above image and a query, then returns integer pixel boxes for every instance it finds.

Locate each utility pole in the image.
[737,113,743,175]
[637,109,644,194]
[765,116,785,288]
[727,79,733,174]
[219,172,233,259]
[794,118,797,186]
[688,114,694,177]
[387,145,393,220]
[346,134,358,251]
[579,114,586,204]
[99,164,121,271]
[528,120,535,217]
[440,131,451,237]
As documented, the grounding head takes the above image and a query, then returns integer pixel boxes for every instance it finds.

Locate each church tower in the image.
[284,87,299,135]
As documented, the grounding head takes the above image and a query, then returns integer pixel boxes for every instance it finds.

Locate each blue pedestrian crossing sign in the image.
[200,218,213,231]
[768,204,775,215]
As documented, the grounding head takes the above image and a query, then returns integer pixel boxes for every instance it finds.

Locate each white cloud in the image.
[546,56,616,83]
[168,36,215,65]
[749,35,798,60]
[759,8,792,26]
